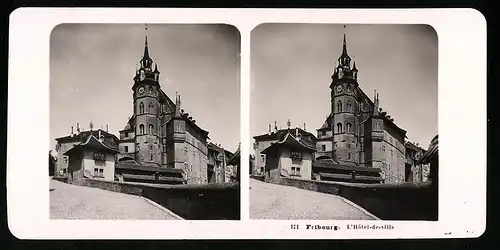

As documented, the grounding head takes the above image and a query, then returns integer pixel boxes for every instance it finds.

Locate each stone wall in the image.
[73,178,240,220]
[274,177,438,220]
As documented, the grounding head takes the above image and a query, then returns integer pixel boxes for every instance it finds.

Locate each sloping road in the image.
[250,179,376,220]
[50,178,179,220]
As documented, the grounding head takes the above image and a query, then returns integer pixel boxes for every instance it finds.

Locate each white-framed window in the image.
[94,167,104,178]
[291,167,301,176]
[63,156,68,164]
[124,146,128,152]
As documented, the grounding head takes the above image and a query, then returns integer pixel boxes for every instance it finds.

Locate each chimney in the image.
[303,123,306,131]
[76,123,80,135]
[268,124,271,135]
[106,124,109,132]
[274,121,278,132]
[98,129,103,142]
[71,126,74,137]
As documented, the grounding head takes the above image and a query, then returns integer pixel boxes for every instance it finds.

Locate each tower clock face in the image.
[336,85,343,93]
[138,87,145,94]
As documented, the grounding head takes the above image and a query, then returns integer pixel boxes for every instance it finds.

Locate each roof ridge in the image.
[277,132,316,151]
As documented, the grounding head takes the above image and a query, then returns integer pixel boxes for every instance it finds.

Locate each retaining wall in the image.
[70,178,240,220]
[268,177,438,220]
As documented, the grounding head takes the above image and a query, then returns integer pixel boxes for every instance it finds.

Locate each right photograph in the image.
[250,24,438,221]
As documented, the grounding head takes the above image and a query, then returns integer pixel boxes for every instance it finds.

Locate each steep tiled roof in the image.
[169,113,210,139]
[405,141,426,153]
[317,120,330,131]
[56,129,119,144]
[254,127,317,141]
[262,132,317,154]
[64,134,119,156]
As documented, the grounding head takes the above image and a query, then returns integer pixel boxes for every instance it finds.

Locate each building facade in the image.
[253,122,316,175]
[64,132,120,183]
[315,34,407,184]
[261,131,316,182]
[55,124,119,177]
[116,32,210,184]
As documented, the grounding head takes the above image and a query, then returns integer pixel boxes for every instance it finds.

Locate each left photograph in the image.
[49,24,241,220]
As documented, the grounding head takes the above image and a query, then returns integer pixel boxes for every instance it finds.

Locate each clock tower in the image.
[329,33,360,165]
[132,26,162,165]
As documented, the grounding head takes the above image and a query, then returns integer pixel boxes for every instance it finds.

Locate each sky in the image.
[250,24,438,151]
[50,24,241,152]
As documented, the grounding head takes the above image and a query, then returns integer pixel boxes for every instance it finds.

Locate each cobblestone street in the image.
[49,178,180,220]
[250,179,377,220]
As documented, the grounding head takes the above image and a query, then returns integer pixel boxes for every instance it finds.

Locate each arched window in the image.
[348,152,351,160]
[337,100,342,112]
[347,101,352,112]
[139,124,144,134]
[336,123,342,133]
[149,124,154,134]
[346,123,352,133]
[149,103,154,113]
[139,102,144,114]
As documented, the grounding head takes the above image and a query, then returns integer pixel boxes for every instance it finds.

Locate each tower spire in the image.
[141,23,153,69]
[342,33,348,56]
[144,24,149,58]
[338,25,352,67]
